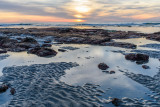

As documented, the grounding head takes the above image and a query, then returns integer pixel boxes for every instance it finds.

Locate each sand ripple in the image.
[0,62,104,107]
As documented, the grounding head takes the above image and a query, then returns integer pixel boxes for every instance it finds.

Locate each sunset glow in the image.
[0,11,77,23]
[0,0,159,23]
[75,19,85,22]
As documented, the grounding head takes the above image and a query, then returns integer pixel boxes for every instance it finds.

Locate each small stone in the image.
[112,98,121,106]
[58,49,67,52]
[102,71,110,73]
[110,71,116,74]
[44,40,51,43]
[98,63,109,70]
[10,88,16,95]
[142,65,150,69]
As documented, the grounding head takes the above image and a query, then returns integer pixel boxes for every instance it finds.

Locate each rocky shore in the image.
[0,27,159,56]
[0,27,159,42]
[0,27,160,106]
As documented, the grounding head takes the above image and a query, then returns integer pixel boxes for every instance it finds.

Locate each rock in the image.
[58,49,67,52]
[112,98,121,106]
[142,65,150,69]
[146,34,160,42]
[0,36,39,52]
[154,32,160,34]
[28,47,57,57]
[42,44,52,47]
[98,63,109,70]
[125,53,149,64]
[16,38,23,40]
[60,46,79,50]
[0,37,18,48]
[8,47,26,52]
[21,37,37,43]
[57,37,85,44]
[10,88,16,95]
[44,40,52,43]
[110,71,116,74]
[0,50,7,54]
[0,84,9,93]
[102,71,110,73]
[102,42,136,49]
[91,38,111,44]
[58,28,73,33]
[56,36,110,45]
[16,43,40,49]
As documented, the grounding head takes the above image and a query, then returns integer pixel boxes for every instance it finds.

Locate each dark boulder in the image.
[15,37,39,51]
[0,50,7,54]
[125,53,149,64]
[0,37,17,48]
[98,63,109,70]
[136,54,149,61]
[28,47,57,57]
[0,84,9,93]
[21,37,37,43]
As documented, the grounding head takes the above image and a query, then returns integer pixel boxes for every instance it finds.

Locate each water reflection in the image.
[0,38,159,105]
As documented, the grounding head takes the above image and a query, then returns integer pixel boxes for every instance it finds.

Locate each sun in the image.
[75,6,91,13]
[75,19,85,22]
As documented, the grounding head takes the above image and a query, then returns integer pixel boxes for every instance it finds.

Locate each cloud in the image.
[0,0,159,23]
[0,0,73,19]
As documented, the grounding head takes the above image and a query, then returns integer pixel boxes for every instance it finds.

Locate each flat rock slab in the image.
[102,42,137,49]
[0,62,104,107]
[60,46,79,50]
[140,44,160,50]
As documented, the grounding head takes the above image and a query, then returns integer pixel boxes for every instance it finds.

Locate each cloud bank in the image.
[0,0,160,23]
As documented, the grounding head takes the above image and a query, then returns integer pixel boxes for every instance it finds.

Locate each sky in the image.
[0,0,160,23]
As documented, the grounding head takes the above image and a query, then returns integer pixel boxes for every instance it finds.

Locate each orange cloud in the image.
[0,11,82,23]
[129,14,158,20]
[74,19,85,22]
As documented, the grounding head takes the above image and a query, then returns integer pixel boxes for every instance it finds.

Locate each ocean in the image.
[0,22,160,33]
